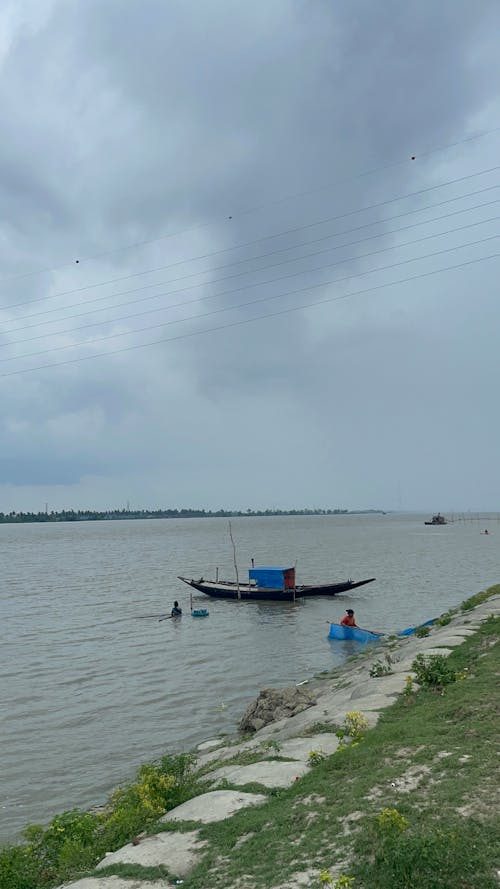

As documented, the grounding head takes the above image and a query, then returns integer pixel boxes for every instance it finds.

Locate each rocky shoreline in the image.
[54,590,500,889]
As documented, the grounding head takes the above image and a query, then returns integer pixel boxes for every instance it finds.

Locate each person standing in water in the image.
[171,601,182,617]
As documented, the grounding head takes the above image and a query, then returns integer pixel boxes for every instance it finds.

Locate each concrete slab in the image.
[428,635,475,647]
[207,759,309,788]
[350,674,406,699]
[414,647,454,657]
[278,733,340,761]
[197,737,225,752]
[196,745,233,768]
[196,736,263,769]
[56,880,170,889]
[161,789,266,823]
[443,627,477,634]
[96,831,206,877]
[343,693,399,712]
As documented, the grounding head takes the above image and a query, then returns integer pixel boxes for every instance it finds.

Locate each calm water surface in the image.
[1,513,499,841]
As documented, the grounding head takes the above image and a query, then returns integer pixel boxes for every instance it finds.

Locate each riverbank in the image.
[3,586,500,889]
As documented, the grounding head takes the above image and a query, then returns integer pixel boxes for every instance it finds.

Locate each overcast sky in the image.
[1,0,500,513]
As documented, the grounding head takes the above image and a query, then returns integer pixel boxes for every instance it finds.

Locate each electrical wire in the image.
[2,123,500,286]
[2,247,499,379]
[4,211,500,349]
[4,177,500,329]
[2,231,499,364]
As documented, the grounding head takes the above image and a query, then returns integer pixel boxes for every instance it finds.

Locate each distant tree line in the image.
[0,507,385,524]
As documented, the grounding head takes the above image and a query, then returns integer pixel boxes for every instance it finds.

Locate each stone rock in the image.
[207,759,309,788]
[239,686,317,733]
[96,830,206,877]
[161,789,266,823]
[278,733,340,761]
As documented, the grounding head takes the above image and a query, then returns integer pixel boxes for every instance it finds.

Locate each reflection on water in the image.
[1,513,499,840]
[327,638,366,660]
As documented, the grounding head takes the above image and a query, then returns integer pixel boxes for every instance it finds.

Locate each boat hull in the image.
[328,623,381,642]
[178,576,375,601]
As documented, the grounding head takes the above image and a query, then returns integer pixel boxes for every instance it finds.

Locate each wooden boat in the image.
[424,513,447,525]
[328,623,381,642]
[178,565,375,601]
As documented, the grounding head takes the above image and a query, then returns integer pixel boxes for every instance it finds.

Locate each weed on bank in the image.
[183,609,500,889]
[0,753,200,889]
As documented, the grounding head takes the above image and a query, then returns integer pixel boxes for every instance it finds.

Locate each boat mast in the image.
[228,521,241,599]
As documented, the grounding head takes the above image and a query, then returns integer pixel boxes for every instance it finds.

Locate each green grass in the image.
[179,612,500,889]
[0,752,202,889]
[460,583,500,611]
[353,816,499,888]
[91,861,173,881]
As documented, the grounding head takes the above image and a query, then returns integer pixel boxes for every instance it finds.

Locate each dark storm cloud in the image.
[0,0,499,507]
[65,0,498,393]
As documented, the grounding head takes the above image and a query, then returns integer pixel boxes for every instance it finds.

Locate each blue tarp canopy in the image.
[249,566,294,589]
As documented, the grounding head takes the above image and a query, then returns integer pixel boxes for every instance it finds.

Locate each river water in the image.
[1,513,499,842]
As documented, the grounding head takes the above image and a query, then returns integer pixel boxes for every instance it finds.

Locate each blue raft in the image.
[328,623,382,643]
[397,618,436,637]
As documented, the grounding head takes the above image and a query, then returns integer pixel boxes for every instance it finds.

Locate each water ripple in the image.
[1,513,499,841]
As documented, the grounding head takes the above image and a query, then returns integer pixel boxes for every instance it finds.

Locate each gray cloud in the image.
[1,0,500,510]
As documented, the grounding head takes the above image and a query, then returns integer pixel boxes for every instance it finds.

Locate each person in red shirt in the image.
[340,609,357,627]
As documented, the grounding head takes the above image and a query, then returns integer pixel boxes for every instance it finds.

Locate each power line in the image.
[2,247,499,379]
[1,128,500,289]
[5,211,500,349]
[4,176,500,330]
[3,231,499,364]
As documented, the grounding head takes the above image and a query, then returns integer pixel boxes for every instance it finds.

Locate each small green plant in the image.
[335,711,368,744]
[23,810,101,885]
[261,739,281,752]
[369,660,392,677]
[333,876,355,888]
[318,872,354,888]
[411,653,458,690]
[415,625,430,638]
[308,749,326,766]
[436,613,452,626]
[403,675,414,698]
[375,807,409,833]
[303,722,337,735]
[344,710,368,741]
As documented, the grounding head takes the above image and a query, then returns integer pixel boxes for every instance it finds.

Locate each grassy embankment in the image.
[1,586,499,889]
[178,587,500,889]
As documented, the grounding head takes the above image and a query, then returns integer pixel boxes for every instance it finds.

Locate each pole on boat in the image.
[229,521,241,599]
[216,566,219,582]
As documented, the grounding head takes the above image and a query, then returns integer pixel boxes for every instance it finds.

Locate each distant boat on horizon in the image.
[424,513,448,526]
